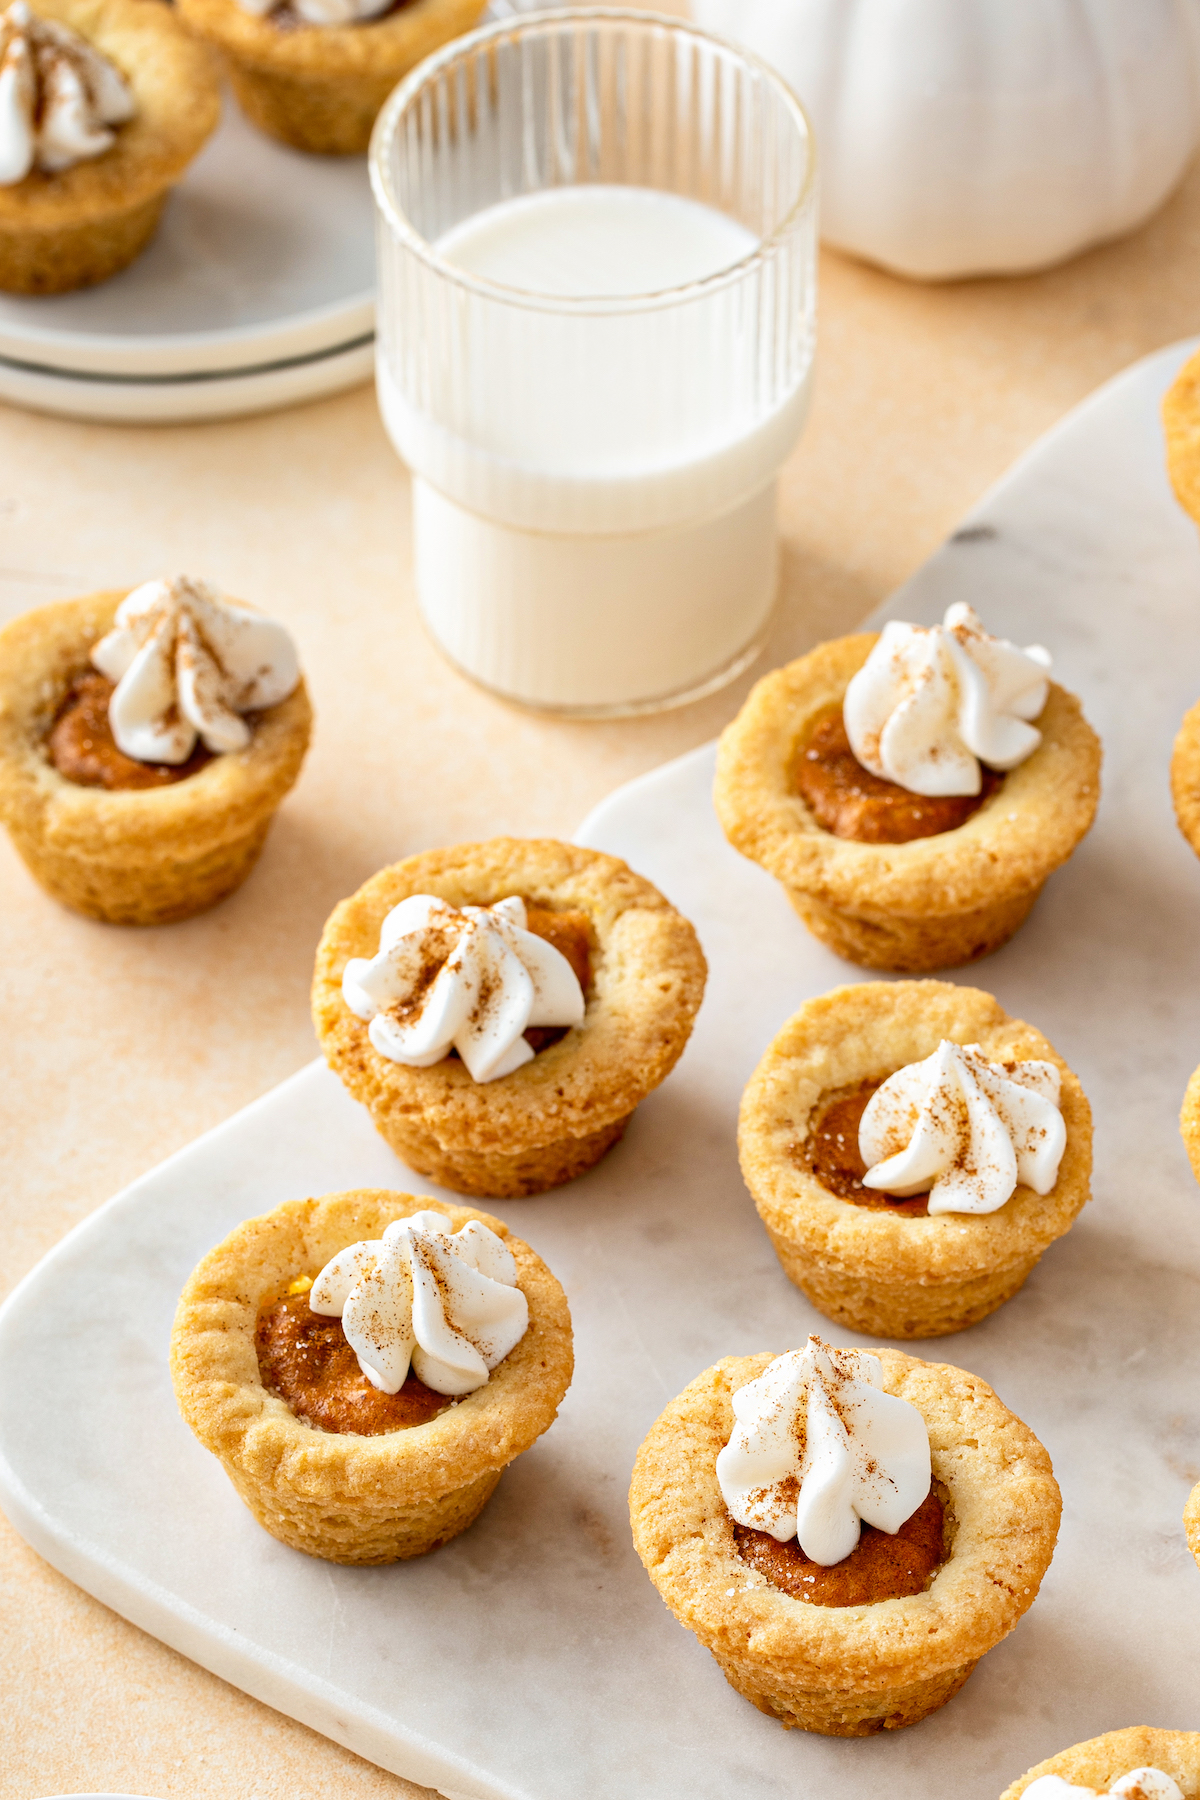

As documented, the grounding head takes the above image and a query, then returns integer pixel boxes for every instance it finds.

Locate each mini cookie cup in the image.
[629,1347,1060,1738]
[1000,1728,1200,1799]
[312,838,707,1198]
[1170,697,1200,866]
[1179,1064,1200,1187]
[739,981,1092,1339]
[170,1189,573,1563]
[0,592,312,925]
[0,0,219,294]
[175,0,485,155]
[1165,344,1200,529]
[714,634,1101,973]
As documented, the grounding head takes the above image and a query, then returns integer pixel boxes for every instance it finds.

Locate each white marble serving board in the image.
[4,341,1200,1799]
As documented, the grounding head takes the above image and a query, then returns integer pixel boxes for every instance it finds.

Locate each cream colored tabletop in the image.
[5,120,1200,1800]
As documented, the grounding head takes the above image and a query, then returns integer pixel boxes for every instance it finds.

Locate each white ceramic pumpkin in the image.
[690,0,1200,279]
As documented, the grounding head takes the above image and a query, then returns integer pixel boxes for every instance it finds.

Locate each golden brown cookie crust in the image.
[176,0,485,154]
[1186,1482,1200,1574]
[739,981,1093,1339]
[714,634,1101,972]
[1165,346,1200,528]
[1001,1728,1200,1798]
[629,1347,1061,1738]
[1170,698,1200,864]
[0,592,312,924]
[171,1189,574,1563]
[1180,1063,1200,1186]
[0,0,219,290]
[312,839,707,1197]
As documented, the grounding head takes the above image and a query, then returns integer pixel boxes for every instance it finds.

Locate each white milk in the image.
[438,185,758,299]
[379,184,813,713]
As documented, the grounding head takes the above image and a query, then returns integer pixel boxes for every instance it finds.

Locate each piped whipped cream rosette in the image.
[859,1039,1067,1216]
[715,1335,931,1566]
[90,576,301,766]
[0,0,135,184]
[843,602,1051,798]
[1023,1775,1185,1800]
[342,894,586,1084]
[309,1208,528,1397]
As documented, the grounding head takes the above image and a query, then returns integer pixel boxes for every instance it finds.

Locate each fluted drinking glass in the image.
[371,8,817,715]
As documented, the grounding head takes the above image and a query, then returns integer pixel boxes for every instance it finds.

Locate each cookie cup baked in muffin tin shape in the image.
[1179,1063,1200,1187]
[714,634,1101,973]
[629,1348,1061,1738]
[0,0,220,294]
[738,981,1092,1339]
[1165,344,1200,532]
[0,593,312,926]
[312,838,707,1199]
[1170,695,1200,867]
[175,0,485,155]
[170,1189,573,1564]
[999,1728,1200,1798]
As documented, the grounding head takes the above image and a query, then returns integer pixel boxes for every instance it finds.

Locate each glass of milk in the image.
[370,8,817,716]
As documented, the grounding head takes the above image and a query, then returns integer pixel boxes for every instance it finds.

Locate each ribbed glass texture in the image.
[370,8,817,537]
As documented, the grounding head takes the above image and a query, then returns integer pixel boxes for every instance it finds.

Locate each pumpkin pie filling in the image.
[800,1081,931,1215]
[792,709,1003,844]
[732,1486,949,1607]
[47,671,215,791]
[256,1287,451,1435]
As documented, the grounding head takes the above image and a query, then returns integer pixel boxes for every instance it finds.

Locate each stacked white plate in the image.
[0,100,376,423]
[0,2,572,424]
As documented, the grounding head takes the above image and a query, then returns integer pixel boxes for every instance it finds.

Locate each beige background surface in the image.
[4,76,1200,1800]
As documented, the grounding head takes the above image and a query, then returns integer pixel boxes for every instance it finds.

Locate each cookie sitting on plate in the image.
[0,0,219,293]
[715,603,1101,972]
[176,0,484,155]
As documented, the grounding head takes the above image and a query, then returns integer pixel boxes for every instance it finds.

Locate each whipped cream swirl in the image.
[0,1,134,185]
[715,1336,931,1567]
[859,1040,1066,1216]
[90,576,301,766]
[343,894,586,1084]
[310,1209,528,1397]
[234,0,392,26]
[843,602,1052,797]
[1023,1772,1184,1800]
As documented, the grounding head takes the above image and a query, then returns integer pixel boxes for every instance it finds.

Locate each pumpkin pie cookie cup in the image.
[739,980,1092,1339]
[1165,345,1200,529]
[0,592,312,925]
[1179,1063,1200,1187]
[312,839,707,1199]
[714,634,1101,973]
[1170,696,1200,866]
[629,1348,1061,1737]
[1166,362,1200,869]
[171,1189,573,1563]
[0,0,219,294]
[1000,1729,1200,1798]
[176,0,484,155]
